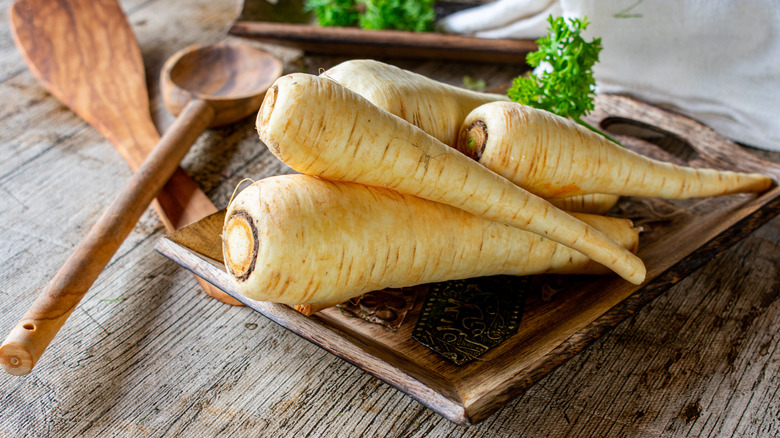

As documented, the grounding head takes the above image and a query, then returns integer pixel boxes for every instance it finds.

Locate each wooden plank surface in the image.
[0,0,778,436]
[227,0,536,63]
[227,21,536,63]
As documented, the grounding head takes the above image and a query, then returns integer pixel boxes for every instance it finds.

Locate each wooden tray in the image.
[154,95,780,425]
[227,0,536,63]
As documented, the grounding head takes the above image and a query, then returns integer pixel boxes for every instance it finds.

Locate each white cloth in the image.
[439,0,780,151]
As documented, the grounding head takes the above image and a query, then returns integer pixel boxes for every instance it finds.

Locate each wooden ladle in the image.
[0,41,282,376]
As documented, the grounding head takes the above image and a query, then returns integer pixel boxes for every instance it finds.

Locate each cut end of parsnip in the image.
[223,211,258,281]
[457,120,488,160]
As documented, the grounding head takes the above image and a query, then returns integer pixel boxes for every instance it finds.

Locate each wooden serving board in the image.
[228,0,536,63]
[154,95,780,425]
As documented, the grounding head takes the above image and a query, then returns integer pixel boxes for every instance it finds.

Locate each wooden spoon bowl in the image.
[163,42,283,127]
[8,0,249,305]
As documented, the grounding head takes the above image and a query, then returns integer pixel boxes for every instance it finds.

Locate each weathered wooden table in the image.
[1,0,778,436]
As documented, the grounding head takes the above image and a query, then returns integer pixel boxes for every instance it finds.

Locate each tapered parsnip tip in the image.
[627,257,646,285]
[598,246,645,285]
[747,174,776,193]
[223,211,258,281]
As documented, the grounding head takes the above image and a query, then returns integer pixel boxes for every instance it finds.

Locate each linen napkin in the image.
[438,0,780,151]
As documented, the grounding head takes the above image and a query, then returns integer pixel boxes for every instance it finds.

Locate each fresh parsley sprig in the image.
[508,16,621,146]
[304,0,360,27]
[360,0,435,32]
[305,0,435,32]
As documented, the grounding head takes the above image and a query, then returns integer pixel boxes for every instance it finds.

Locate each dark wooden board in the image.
[228,0,536,63]
[154,94,780,425]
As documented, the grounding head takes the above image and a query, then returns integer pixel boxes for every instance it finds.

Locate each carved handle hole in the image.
[601,117,699,162]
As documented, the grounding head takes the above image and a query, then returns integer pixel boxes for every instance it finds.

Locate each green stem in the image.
[572,116,623,147]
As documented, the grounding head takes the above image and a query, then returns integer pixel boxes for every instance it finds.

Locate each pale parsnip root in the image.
[256,73,646,284]
[549,193,621,215]
[223,175,640,305]
[458,101,774,199]
[323,59,508,147]
[323,60,619,215]
[293,301,342,316]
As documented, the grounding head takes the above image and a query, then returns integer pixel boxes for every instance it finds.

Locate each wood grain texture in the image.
[0,0,778,436]
[229,21,536,64]
[8,0,238,305]
[0,37,279,374]
[0,96,215,375]
[161,42,282,128]
[228,0,536,64]
[157,91,779,424]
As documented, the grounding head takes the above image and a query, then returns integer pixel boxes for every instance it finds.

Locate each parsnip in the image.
[458,101,774,199]
[323,60,616,214]
[323,59,508,147]
[549,193,620,215]
[223,175,640,305]
[256,73,646,284]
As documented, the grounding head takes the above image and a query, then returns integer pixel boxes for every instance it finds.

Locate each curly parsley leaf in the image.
[304,0,360,27]
[360,0,436,32]
[305,0,435,32]
[508,16,621,145]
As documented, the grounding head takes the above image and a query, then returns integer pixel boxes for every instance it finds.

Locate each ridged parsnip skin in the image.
[323,59,508,147]
[323,61,619,215]
[222,175,640,304]
[549,194,621,215]
[458,101,774,199]
[256,73,646,284]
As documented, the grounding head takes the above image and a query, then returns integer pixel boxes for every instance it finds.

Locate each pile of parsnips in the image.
[221,60,773,306]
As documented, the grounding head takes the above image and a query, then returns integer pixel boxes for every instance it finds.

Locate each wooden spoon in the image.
[0,42,282,376]
[8,0,241,305]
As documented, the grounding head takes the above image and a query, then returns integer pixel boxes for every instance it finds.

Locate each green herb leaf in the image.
[508,16,621,146]
[508,15,601,119]
[306,0,435,32]
[462,75,487,91]
[304,0,359,27]
[359,0,435,32]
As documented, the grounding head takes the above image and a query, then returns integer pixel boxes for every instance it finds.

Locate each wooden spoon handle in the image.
[152,172,244,305]
[10,0,240,306]
[0,99,215,376]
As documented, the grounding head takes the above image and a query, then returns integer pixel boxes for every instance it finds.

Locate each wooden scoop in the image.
[0,42,281,376]
[8,0,241,305]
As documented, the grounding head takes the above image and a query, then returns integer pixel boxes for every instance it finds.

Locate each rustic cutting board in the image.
[155,94,780,425]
